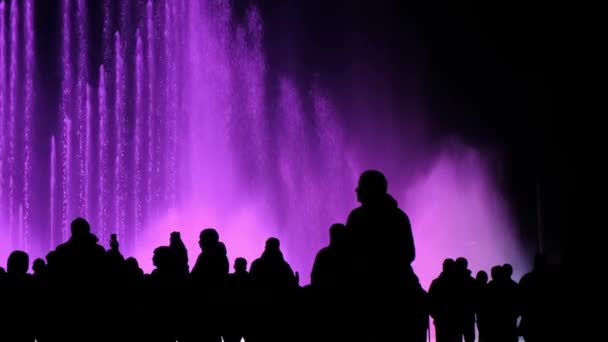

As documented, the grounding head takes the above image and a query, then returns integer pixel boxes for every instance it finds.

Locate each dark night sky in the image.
[252,0,567,261]
[32,0,567,261]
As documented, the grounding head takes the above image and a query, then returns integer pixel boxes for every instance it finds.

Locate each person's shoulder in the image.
[250,258,262,268]
[346,206,365,222]
[316,246,330,256]
[394,206,411,222]
[519,272,533,284]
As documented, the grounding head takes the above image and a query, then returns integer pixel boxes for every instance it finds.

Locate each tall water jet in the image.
[98,0,111,240]
[23,0,34,250]
[18,204,23,249]
[0,1,528,284]
[278,78,306,201]
[146,0,154,222]
[8,0,18,246]
[115,31,126,241]
[85,85,92,219]
[234,8,266,181]
[0,0,5,225]
[164,0,177,207]
[76,0,87,216]
[61,117,72,242]
[50,136,56,249]
[98,66,108,243]
[134,29,144,244]
[60,0,72,242]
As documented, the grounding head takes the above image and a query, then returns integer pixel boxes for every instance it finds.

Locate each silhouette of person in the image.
[249,237,298,342]
[346,170,415,281]
[47,217,107,342]
[344,170,426,341]
[310,223,351,342]
[486,265,519,342]
[455,257,476,342]
[225,257,251,342]
[146,246,187,342]
[169,231,189,276]
[191,228,229,286]
[519,254,559,342]
[52,217,106,282]
[32,258,48,282]
[107,233,125,263]
[0,251,35,342]
[311,223,347,290]
[189,228,229,342]
[232,257,248,277]
[429,258,458,342]
[475,270,489,342]
[250,237,297,290]
[121,256,145,341]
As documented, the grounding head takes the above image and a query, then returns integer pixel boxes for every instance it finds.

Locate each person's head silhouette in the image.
[491,265,502,281]
[70,217,91,239]
[234,257,247,273]
[476,270,488,284]
[33,258,46,274]
[199,228,219,251]
[455,257,469,273]
[502,263,513,280]
[7,250,29,275]
[153,246,172,270]
[265,237,280,252]
[356,170,388,205]
[442,258,455,275]
[126,257,139,269]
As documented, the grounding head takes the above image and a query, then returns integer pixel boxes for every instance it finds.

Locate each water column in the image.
[146,0,154,222]
[50,136,56,249]
[8,0,19,247]
[241,9,266,181]
[85,85,92,224]
[164,0,177,208]
[115,32,126,241]
[60,0,72,242]
[98,66,108,243]
[134,29,144,244]
[77,0,88,217]
[98,0,111,240]
[23,0,34,250]
[0,1,6,227]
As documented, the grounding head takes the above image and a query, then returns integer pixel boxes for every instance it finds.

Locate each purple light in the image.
[23,0,34,251]
[85,85,92,219]
[0,1,527,286]
[164,0,178,208]
[8,0,18,248]
[76,0,87,217]
[114,31,126,242]
[404,143,526,288]
[50,136,57,250]
[135,29,144,245]
[60,0,72,243]
[0,0,6,238]
[146,0,154,223]
[98,65,108,243]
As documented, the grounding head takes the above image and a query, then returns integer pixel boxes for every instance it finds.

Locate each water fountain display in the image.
[0,0,526,286]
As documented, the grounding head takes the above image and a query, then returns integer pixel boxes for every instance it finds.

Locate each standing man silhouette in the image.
[345,170,427,342]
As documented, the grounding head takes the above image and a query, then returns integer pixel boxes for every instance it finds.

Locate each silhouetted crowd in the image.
[0,171,561,342]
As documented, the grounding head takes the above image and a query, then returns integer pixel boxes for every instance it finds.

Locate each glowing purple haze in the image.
[0,0,526,285]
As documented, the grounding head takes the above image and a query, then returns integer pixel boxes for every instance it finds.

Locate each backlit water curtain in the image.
[0,0,526,286]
